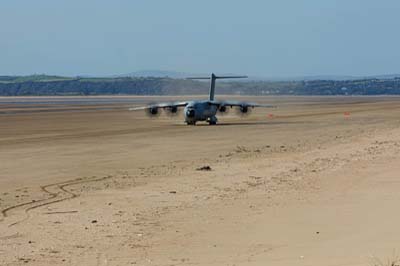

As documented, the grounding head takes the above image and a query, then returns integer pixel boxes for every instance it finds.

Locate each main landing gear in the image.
[186,116,218,125]
[207,116,218,125]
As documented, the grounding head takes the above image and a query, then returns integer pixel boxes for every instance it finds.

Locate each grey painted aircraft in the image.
[130,73,275,125]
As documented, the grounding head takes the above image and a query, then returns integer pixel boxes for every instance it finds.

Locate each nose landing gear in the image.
[208,116,218,125]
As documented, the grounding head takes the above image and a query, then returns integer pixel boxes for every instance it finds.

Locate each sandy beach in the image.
[1,96,400,266]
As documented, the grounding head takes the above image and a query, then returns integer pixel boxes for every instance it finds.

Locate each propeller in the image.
[236,105,252,116]
[217,105,230,116]
[164,106,181,117]
[145,104,161,118]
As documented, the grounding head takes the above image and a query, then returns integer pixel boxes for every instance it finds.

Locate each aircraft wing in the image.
[129,101,189,111]
[211,100,276,108]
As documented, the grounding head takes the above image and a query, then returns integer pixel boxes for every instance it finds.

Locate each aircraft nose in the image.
[186,109,195,118]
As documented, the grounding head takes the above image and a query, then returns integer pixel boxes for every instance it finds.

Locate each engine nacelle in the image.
[240,105,248,113]
[165,106,179,117]
[147,107,159,115]
[168,106,178,113]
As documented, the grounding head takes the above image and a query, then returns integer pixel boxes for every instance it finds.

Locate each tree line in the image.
[1,76,400,96]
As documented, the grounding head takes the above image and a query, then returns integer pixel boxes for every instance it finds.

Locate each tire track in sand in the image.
[1,175,112,226]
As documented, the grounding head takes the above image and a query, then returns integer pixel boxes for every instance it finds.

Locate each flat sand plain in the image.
[1,96,400,266]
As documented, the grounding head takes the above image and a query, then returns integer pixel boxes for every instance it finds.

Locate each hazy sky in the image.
[1,0,400,77]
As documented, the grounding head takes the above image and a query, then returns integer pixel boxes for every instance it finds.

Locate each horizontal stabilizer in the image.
[187,73,248,101]
[186,75,247,80]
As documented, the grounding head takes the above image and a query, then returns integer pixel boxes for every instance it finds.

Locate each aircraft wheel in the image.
[208,116,218,125]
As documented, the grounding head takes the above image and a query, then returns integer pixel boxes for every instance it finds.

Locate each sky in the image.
[1,0,400,77]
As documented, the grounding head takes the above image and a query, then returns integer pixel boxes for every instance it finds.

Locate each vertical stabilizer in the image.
[186,74,248,101]
[209,73,217,101]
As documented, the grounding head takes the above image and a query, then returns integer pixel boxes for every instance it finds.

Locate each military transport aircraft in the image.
[129,73,275,125]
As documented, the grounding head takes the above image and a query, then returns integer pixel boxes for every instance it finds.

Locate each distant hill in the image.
[118,70,202,79]
[0,74,74,83]
[117,70,400,81]
[249,74,400,81]
[119,70,249,79]
[1,74,400,96]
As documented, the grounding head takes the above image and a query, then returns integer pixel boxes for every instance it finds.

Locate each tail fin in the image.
[187,73,247,101]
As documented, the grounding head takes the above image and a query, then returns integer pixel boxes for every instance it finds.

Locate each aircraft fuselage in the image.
[184,101,218,125]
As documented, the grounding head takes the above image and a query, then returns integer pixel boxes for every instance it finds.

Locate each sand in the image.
[1,96,400,266]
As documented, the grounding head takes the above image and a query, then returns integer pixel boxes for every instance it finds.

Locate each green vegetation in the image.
[0,74,74,83]
[1,75,400,96]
